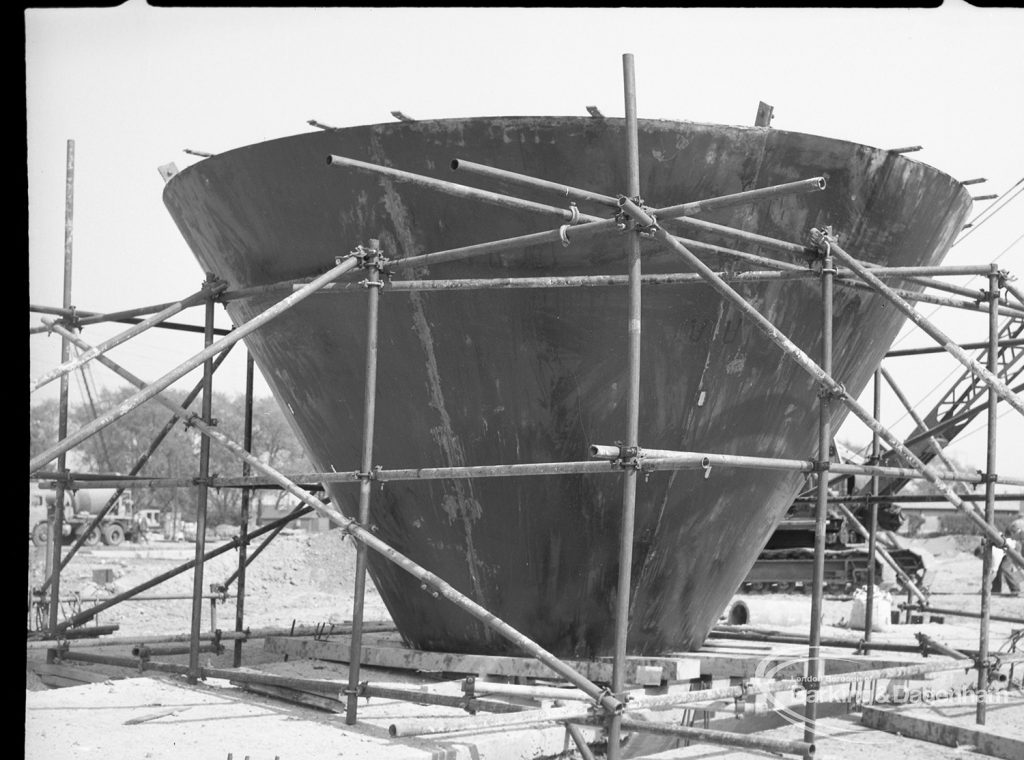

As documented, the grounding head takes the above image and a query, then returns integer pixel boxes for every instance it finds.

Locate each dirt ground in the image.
[25,531,1024,668]
[26,527,392,642]
[24,531,1024,759]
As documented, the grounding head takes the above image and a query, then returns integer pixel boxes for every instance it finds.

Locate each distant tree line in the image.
[30,386,313,527]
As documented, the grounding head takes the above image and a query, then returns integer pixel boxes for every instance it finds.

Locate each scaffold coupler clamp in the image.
[202,275,229,304]
[817,381,846,402]
[595,686,625,715]
[798,674,821,694]
[612,443,644,473]
[558,204,581,246]
[808,226,836,253]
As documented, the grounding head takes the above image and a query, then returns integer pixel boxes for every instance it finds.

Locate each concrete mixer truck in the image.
[30,486,139,547]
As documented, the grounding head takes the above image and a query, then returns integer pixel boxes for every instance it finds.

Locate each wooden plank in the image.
[30,662,115,684]
[37,675,85,689]
[685,650,911,679]
[265,636,701,685]
[861,705,1024,760]
[265,635,615,681]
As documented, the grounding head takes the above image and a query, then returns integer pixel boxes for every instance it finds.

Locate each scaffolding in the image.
[28,54,1024,759]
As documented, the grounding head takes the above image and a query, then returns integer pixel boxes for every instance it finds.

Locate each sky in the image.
[26,3,1024,487]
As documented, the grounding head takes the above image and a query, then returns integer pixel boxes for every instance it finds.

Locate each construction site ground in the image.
[24,530,1024,759]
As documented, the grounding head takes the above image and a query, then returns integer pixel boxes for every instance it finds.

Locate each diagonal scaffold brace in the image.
[613,203,1024,571]
[42,323,624,718]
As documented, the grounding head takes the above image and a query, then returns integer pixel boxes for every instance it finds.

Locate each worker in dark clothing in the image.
[993,516,1023,594]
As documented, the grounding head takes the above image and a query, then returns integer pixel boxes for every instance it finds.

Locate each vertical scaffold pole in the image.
[234,352,255,668]
[864,369,881,652]
[607,52,642,760]
[977,265,1000,724]
[47,139,75,654]
[346,240,382,724]
[189,276,217,682]
[805,245,834,744]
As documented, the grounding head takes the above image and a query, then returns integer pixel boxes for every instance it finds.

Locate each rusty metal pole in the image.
[804,245,834,744]
[233,352,255,668]
[188,277,217,682]
[607,52,643,760]
[977,265,1001,724]
[346,242,382,724]
[864,369,881,652]
[46,139,75,653]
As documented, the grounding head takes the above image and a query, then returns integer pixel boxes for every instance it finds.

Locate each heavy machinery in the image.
[30,486,139,547]
[743,315,1024,595]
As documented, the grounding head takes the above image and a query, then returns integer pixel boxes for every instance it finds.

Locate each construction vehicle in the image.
[743,315,1024,595]
[30,486,140,547]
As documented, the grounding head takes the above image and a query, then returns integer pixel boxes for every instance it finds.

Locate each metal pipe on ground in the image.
[361,684,527,714]
[901,605,1024,625]
[133,643,220,658]
[726,598,815,627]
[576,717,815,760]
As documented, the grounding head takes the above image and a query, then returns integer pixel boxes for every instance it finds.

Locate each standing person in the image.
[132,510,150,543]
[993,515,1023,594]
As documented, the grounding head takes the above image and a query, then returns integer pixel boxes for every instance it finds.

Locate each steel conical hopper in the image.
[162,117,971,658]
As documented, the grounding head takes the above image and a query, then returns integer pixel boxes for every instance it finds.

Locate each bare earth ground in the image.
[26,528,391,641]
[24,532,1024,759]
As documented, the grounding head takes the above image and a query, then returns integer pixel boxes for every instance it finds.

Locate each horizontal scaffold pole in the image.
[588,445,1024,487]
[616,202,1024,570]
[888,338,1024,358]
[825,235,1024,417]
[43,328,623,715]
[663,215,1023,311]
[29,255,362,475]
[299,267,1022,305]
[31,284,224,393]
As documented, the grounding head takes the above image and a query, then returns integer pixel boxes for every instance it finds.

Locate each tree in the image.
[30,383,313,526]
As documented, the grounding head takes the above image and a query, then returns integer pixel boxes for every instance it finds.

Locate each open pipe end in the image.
[806,744,816,759]
[326,155,342,166]
[814,177,827,190]
[388,725,398,738]
[450,159,461,171]
[701,456,711,469]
